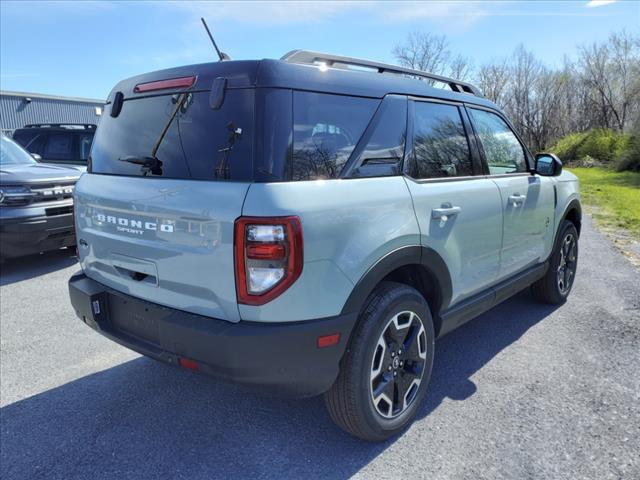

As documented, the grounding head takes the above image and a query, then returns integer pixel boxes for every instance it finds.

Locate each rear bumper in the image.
[68,272,357,398]
[0,208,75,258]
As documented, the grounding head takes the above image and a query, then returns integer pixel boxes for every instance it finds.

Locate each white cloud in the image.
[378,1,487,29]
[165,0,489,31]
[168,1,369,25]
[166,1,614,29]
[585,0,618,7]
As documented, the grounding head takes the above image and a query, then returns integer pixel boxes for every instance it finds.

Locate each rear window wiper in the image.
[118,155,163,176]
[118,93,190,176]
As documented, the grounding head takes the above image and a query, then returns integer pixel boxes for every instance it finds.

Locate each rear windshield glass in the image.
[291,92,378,181]
[90,89,254,181]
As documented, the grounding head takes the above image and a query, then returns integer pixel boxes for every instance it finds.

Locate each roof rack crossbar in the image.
[281,50,483,97]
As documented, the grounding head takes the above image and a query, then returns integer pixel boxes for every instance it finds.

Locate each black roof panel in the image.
[109,58,500,111]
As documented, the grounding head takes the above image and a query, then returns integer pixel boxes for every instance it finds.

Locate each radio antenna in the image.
[200,17,230,61]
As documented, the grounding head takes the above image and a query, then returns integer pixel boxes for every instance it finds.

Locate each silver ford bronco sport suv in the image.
[68,51,581,441]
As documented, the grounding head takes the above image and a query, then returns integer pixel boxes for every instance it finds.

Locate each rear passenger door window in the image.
[467,108,528,174]
[43,133,74,161]
[410,101,473,179]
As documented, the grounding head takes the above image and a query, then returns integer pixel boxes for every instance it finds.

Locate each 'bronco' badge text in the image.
[94,213,174,235]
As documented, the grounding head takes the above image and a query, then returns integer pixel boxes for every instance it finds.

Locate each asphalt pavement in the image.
[1,215,639,480]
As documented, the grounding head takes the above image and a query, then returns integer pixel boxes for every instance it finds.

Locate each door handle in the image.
[432,205,462,220]
[508,194,527,206]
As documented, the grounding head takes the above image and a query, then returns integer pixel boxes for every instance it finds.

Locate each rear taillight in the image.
[234,216,303,306]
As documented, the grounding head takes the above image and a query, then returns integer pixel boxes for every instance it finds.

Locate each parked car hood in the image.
[0,163,81,185]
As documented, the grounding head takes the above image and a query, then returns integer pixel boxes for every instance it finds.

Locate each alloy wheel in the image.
[369,311,427,419]
[557,232,577,295]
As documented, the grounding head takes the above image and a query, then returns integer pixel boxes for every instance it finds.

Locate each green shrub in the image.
[552,131,589,163]
[615,129,640,172]
[576,129,630,163]
[551,128,632,167]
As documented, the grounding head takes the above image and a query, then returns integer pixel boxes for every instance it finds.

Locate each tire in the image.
[531,220,579,304]
[324,281,435,441]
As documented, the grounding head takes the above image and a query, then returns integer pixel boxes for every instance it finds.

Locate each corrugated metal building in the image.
[0,90,105,135]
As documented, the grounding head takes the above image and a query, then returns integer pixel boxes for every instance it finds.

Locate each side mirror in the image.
[31,153,42,161]
[535,153,562,177]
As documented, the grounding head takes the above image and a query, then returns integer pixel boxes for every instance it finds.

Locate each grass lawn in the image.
[568,167,640,240]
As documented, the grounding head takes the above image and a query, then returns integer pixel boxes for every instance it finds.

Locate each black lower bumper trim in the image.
[0,213,75,258]
[68,272,357,398]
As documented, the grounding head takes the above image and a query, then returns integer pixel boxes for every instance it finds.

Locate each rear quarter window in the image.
[290,92,379,181]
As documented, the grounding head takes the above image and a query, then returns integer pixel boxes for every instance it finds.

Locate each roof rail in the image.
[24,123,97,130]
[281,50,483,97]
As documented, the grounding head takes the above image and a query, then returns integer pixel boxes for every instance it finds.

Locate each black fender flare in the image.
[545,198,582,264]
[340,245,452,317]
[560,198,582,235]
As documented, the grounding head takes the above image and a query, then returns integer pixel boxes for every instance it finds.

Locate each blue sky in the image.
[1,0,638,100]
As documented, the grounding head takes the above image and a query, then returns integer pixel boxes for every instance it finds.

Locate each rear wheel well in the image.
[379,264,443,335]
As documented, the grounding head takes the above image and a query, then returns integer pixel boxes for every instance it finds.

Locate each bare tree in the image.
[504,45,541,148]
[392,29,640,151]
[578,31,640,132]
[393,31,474,82]
[477,60,510,105]
[447,54,474,82]
[392,31,451,74]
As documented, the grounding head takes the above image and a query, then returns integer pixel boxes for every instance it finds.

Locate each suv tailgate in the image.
[75,174,248,322]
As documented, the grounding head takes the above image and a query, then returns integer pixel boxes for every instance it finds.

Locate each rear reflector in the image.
[178,358,199,371]
[317,333,341,348]
[246,243,286,260]
[134,75,196,93]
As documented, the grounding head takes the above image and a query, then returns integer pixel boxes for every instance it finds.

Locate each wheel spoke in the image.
[404,358,424,375]
[372,373,395,399]
[395,372,412,402]
[563,235,572,256]
[403,324,419,355]
[372,374,396,417]
[397,370,421,411]
[405,328,426,360]
[383,321,401,347]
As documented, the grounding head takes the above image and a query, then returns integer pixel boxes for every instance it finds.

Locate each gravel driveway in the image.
[1,215,639,480]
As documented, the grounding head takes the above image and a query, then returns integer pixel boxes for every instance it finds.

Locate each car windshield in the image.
[1,136,37,166]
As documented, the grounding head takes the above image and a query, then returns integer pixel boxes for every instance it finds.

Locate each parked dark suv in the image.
[12,123,96,171]
[0,135,81,260]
